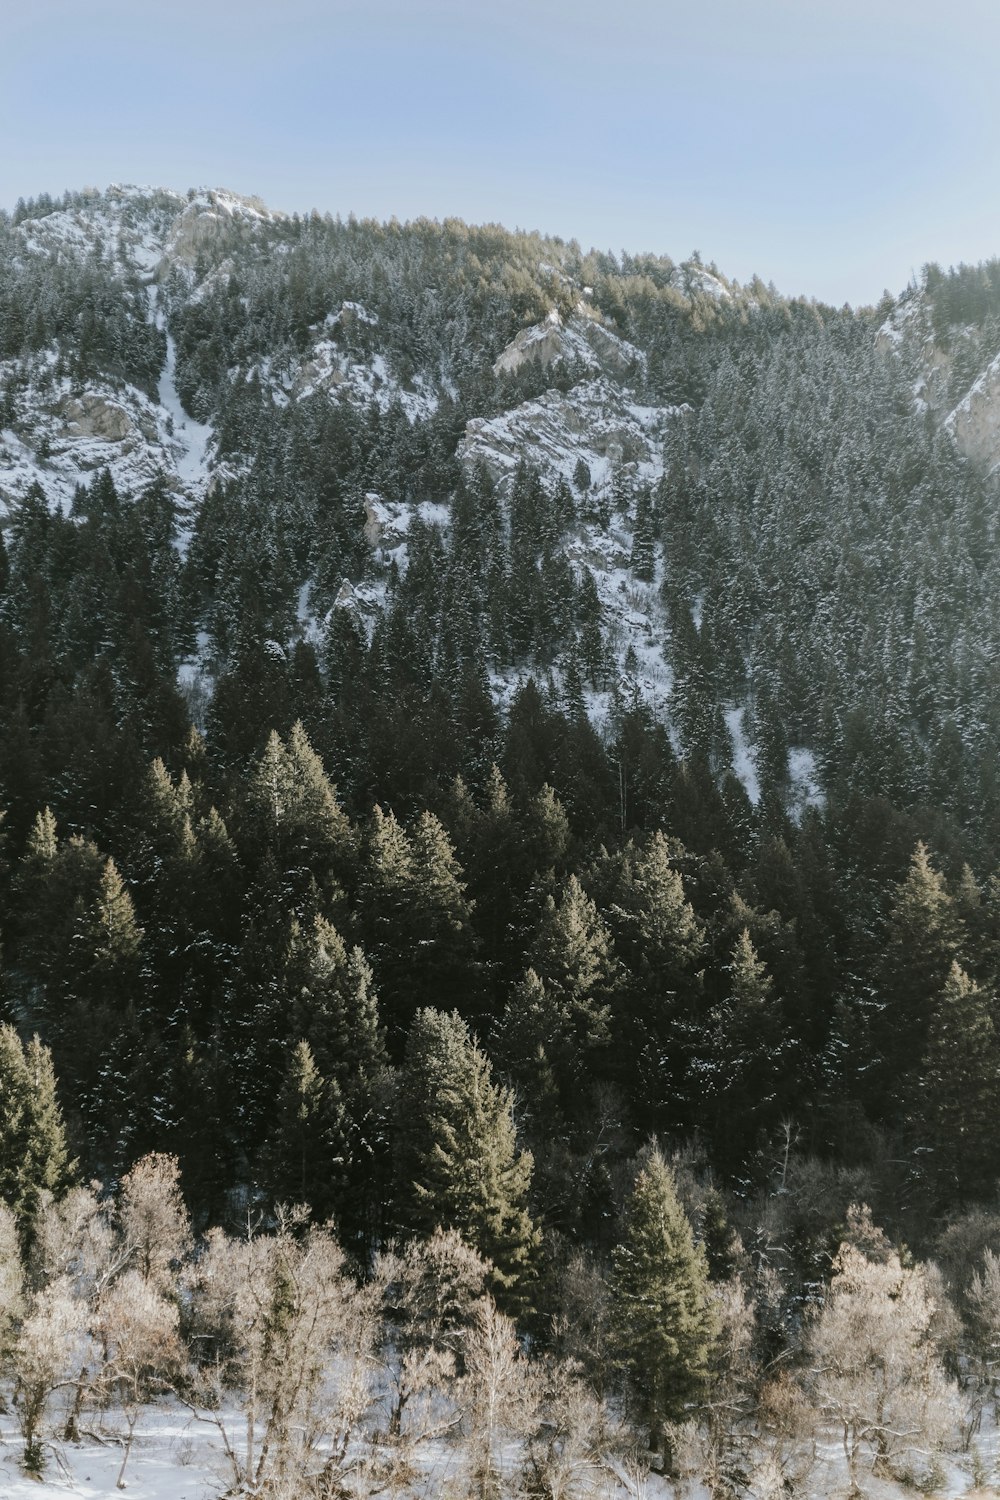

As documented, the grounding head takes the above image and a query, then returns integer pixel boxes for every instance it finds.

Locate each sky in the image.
[3,0,1000,306]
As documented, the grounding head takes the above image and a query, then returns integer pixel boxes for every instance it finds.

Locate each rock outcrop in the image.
[492,307,644,380]
[58,394,133,443]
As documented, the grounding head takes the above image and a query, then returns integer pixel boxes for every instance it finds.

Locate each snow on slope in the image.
[493,305,647,379]
[1,186,811,808]
[2,1398,991,1500]
[0,188,274,522]
[0,1400,671,1500]
[285,321,440,422]
[0,352,197,519]
[943,347,1000,471]
[455,375,683,720]
[460,378,682,500]
[877,280,1000,471]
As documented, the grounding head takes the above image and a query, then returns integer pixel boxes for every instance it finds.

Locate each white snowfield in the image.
[3,1400,997,1499]
[0,1398,675,1500]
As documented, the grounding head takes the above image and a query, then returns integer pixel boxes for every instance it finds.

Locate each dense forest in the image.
[3,185,1000,1494]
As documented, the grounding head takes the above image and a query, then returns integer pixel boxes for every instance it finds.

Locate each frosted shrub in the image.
[804,1242,957,1493]
[12,1275,87,1474]
[183,1214,381,1497]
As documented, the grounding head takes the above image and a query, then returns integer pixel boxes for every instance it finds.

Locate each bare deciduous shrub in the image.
[376,1225,488,1450]
[12,1275,87,1474]
[519,1355,609,1499]
[0,1201,24,1355]
[464,1294,536,1499]
[934,1211,1000,1314]
[546,1244,612,1396]
[753,1373,816,1496]
[183,1214,380,1497]
[30,1183,113,1293]
[804,1239,956,1493]
[702,1275,758,1496]
[90,1268,184,1487]
[116,1152,192,1292]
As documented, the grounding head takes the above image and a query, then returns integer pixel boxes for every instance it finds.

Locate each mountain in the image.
[3,184,1000,847]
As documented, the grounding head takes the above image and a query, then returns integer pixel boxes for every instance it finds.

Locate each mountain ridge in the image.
[3,183,1000,836]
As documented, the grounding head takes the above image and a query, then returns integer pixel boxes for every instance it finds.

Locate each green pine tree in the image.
[610,1146,717,1471]
[0,1027,74,1237]
[517,874,618,1105]
[394,1008,539,1314]
[264,1039,345,1217]
[600,832,705,1127]
[707,929,792,1175]
[911,960,1000,1204]
[872,842,964,1110]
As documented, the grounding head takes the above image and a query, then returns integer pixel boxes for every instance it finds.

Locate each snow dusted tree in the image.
[804,1235,956,1492]
[184,1213,381,1497]
[464,1295,536,1500]
[12,1275,87,1475]
[376,1225,489,1446]
[90,1269,184,1489]
[115,1151,192,1293]
[966,1248,1000,1401]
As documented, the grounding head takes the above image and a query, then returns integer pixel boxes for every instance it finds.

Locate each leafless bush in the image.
[182,1213,380,1497]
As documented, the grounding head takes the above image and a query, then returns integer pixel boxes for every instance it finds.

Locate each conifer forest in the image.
[4,185,1000,1495]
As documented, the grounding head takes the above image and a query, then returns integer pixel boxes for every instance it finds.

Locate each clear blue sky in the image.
[4,0,1000,306]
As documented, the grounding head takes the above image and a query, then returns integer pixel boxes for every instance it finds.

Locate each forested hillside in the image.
[4,184,1000,1493]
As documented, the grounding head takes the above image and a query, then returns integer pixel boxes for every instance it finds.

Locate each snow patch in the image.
[725,706,761,805]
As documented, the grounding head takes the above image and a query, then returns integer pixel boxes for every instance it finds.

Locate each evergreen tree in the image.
[910,961,1000,1204]
[243,721,351,920]
[505,874,618,1110]
[282,916,390,1244]
[264,1039,345,1218]
[630,485,656,581]
[705,929,792,1176]
[394,1008,539,1313]
[0,1027,73,1235]
[599,833,705,1129]
[609,1146,717,1470]
[871,842,964,1110]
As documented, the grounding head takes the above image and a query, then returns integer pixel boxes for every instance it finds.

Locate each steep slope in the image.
[0,187,275,518]
[7,185,1000,832]
[877,263,1000,471]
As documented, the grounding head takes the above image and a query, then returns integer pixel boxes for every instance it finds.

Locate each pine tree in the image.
[512,873,618,1107]
[394,1008,539,1313]
[0,1027,73,1236]
[359,807,479,1042]
[287,917,385,1080]
[281,916,390,1244]
[243,721,351,919]
[601,833,705,1131]
[264,1039,345,1218]
[630,485,656,581]
[406,811,480,1016]
[609,1146,717,1470]
[872,842,964,1110]
[706,929,792,1176]
[911,961,1000,1204]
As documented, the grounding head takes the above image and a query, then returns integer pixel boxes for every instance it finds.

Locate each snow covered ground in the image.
[4,1399,998,1499]
[0,1399,673,1500]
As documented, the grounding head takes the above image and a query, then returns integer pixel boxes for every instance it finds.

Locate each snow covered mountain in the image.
[1,187,695,730]
[7,185,1000,825]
